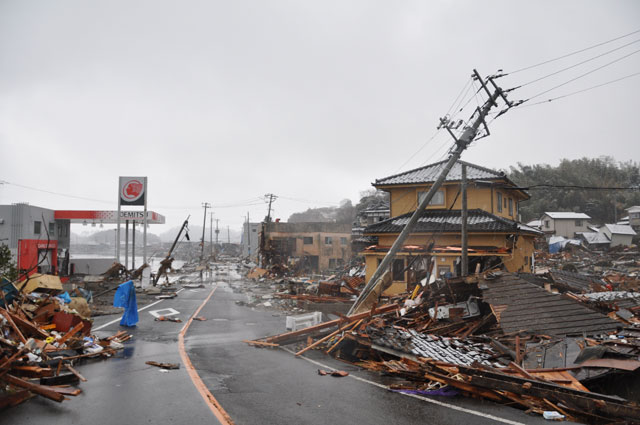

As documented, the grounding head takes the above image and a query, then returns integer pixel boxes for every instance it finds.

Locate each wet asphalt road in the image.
[1,284,218,425]
[2,267,556,424]
[187,273,552,425]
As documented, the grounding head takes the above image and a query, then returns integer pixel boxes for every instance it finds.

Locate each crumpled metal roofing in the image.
[369,327,501,367]
[374,160,507,186]
[364,208,542,235]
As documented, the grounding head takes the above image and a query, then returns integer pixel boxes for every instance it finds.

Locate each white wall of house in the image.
[541,214,590,239]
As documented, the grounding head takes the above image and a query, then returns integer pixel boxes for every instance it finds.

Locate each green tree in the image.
[0,244,17,281]
[508,157,640,224]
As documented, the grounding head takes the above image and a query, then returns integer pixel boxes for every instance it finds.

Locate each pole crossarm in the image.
[348,69,511,315]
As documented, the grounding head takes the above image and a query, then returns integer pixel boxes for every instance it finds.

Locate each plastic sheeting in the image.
[113,280,139,327]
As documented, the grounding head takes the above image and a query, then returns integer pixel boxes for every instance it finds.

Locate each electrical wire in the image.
[1,180,112,204]
[506,184,640,191]
[506,28,640,75]
[513,71,640,109]
[514,38,640,88]
[520,47,640,102]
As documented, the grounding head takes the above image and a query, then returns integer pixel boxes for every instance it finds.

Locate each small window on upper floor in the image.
[49,222,55,236]
[575,220,583,227]
[303,237,313,244]
[34,221,41,234]
[497,193,503,212]
[340,237,348,245]
[508,198,513,216]
[544,220,550,228]
[418,189,444,207]
[324,236,333,245]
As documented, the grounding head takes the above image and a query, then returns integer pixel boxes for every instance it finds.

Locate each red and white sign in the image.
[55,210,165,224]
[119,176,146,206]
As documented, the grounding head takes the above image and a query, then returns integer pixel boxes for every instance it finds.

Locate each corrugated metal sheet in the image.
[480,274,620,336]
[374,160,506,186]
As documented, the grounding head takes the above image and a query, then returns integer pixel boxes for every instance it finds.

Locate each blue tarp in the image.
[113,280,138,327]
[56,291,72,304]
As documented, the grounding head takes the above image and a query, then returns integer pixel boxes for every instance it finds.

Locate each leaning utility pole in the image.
[348,69,512,315]
[265,193,277,223]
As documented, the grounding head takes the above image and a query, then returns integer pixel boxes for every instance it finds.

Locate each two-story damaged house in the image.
[260,222,352,273]
[361,160,541,294]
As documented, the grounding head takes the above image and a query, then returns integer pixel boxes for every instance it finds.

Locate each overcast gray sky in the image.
[1,0,639,236]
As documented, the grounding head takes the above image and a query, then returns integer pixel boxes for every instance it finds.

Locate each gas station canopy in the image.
[54,210,166,225]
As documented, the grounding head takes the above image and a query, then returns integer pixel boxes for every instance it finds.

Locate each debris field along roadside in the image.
[243,250,640,425]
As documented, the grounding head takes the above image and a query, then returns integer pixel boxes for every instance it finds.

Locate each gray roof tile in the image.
[374,160,507,186]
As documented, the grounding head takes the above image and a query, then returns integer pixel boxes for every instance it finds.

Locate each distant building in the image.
[599,223,636,247]
[0,203,70,275]
[352,203,390,253]
[260,222,352,273]
[540,212,591,239]
[626,206,640,230]
[241,222,260,262]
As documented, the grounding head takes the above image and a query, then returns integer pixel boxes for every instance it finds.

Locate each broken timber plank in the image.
[263,304,397,345]
[4,374,66,403]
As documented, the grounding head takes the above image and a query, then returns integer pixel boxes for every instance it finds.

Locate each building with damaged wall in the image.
[361,160,541,294]
[260,222,352,273]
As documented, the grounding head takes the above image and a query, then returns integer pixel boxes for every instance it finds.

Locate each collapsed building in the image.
[259,222,352,274]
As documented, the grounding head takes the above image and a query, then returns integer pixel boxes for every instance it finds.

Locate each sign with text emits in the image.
[119,176,146,206]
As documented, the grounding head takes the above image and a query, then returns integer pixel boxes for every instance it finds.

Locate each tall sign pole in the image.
[143,176,148,264]
[118,176,147,265]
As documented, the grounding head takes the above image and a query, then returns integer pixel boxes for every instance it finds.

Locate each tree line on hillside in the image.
[287,157,639,227]
[507,157,640,224]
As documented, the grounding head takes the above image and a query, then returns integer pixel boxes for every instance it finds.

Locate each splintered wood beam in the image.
[3,374,66,403]
[264,304,397,344]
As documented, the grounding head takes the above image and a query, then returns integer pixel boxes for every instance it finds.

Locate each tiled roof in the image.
[363,208,542,235]
[577,231,611,245]
[374,160,508,186]
[480,273,620,336]
[543,212,591,220]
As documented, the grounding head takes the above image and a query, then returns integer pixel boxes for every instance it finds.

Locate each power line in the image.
[519,47,640,102]
[506,28,640,75]
[514,38,640,88]
[514,71,640,109]
[506,184,639,191]
[1,180,112,204]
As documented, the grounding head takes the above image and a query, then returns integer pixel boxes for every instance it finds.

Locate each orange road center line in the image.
[178,284,235,425]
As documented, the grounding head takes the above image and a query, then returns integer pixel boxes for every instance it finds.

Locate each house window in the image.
[497,193,503,212]
[392,259,405,281]
[252,228,256,232]
[49,222,55,236]
[544,220,550,228]
[418,189,445,206]
[303,237,313,245]
[575,220,583,227]
[34,221,41,234]
[324,236,333,244]
[508,198,513,216]
[329,259,336,269]
[340,237,348,245]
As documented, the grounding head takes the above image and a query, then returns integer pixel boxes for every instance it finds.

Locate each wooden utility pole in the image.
[200,203,210,279]
[461,164,468,276]
[265,194,277,223]
[349,69,512,315]
[209,212,214,256]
